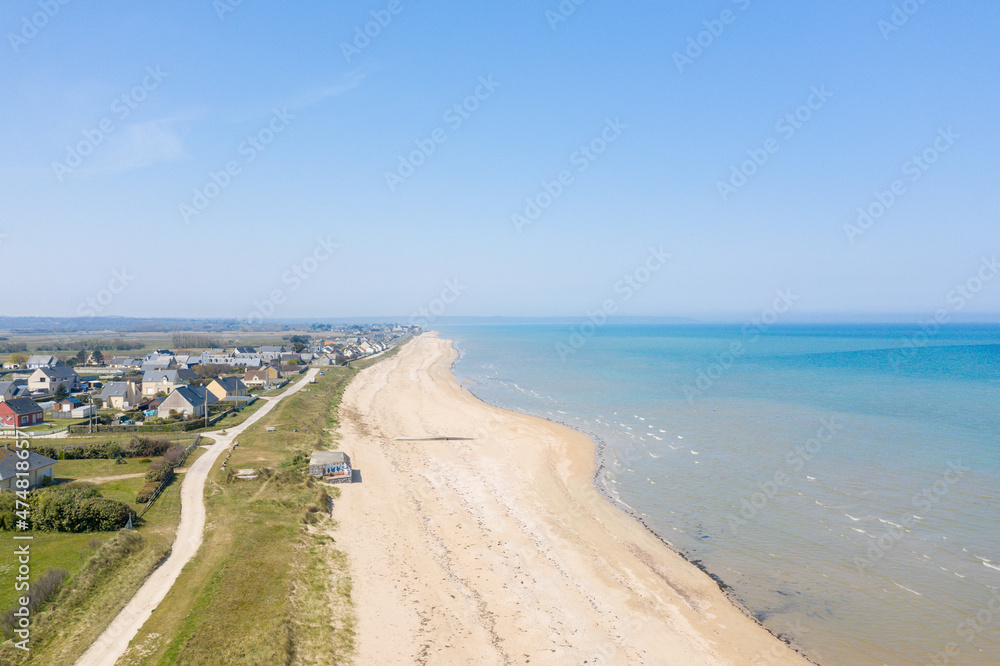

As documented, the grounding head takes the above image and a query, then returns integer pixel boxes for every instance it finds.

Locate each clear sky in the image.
[1,1,998,322]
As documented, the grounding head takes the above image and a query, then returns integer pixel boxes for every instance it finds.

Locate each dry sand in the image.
[335,334,811,665]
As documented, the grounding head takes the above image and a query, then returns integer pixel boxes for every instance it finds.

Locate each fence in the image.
[136,435,203,518]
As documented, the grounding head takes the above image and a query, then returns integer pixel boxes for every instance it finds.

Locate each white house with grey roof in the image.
[0,444,57,491]
[157,385,218,419]
[100,381,141,410]
[28,366,81,394]
[142,368,198,396]
[26,355,58,369]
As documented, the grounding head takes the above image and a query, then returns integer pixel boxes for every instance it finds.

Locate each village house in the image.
[156,385,218,419]
[0,444,57,491]
[244,366,281,389]
[257,345,288,361]
[141,352,177,372]
[28,365,81,394]
[0,397,45,428]
[308,451,352,484]
[26,355,58,369]
[0,380,29,402]
[101,381,141,410]
[141,368,198,396]
[207,377,249,402]
[109,357,142,369]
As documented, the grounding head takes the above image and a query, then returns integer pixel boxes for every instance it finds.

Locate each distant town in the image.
[0,323,418,438]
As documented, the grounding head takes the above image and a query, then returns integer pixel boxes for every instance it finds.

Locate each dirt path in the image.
[74,369,319,666]
[73,469,189,484]
[335,334,811,665]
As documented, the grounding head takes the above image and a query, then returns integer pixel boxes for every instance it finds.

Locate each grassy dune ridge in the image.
[117,356,394,664]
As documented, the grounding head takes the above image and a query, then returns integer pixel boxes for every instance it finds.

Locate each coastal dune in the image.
[335,334,810,665]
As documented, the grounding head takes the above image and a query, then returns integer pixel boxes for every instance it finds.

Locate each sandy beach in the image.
[334,334,811,665]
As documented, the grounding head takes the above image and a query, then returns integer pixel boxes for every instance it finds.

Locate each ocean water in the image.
[438,324,1000,665]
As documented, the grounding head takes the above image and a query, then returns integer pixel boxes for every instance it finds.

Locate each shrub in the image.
[78,498,133,531]
[127,436,172,458]
[0,493,15,531]
[0,568,68,638]
[135,482,160,504]
[30,489,134,532]
[163,443,185,466]
[145,460,173,483]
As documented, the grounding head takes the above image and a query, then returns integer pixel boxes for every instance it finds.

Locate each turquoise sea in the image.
[438,323,1000,665]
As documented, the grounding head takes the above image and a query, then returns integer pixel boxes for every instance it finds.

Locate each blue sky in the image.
[1,0,998,322]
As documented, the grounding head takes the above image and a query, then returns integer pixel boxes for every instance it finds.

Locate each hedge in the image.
[1,484,134,532]
[135,482,160,504]
[33,436,176,461]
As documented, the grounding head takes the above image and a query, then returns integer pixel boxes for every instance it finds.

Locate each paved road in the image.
[75,368,319,666]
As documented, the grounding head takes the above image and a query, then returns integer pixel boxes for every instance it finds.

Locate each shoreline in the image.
[449,351,819,664]
[334,333,814,664]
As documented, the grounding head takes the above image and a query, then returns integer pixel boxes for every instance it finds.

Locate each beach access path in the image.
[334,334,811,665]
[74,368,319,666]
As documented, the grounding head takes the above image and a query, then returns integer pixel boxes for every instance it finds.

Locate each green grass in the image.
[207,396,270,431]
[53,457,150,482]
[0,440,205,665]
[0,533,104,611]
[117,366,362,664]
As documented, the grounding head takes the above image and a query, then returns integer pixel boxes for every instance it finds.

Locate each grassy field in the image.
[116,364,362,664]
[52,457,150,482]
[0,445,205,664]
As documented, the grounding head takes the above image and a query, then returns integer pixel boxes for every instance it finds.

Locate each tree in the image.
[91,349,104,365]
[8,352,28,366]
[54,384,69,401]
[291,342,306,353]
[73,349,87,366]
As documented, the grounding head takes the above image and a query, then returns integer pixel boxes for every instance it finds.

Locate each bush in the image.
[78,498,133,531]
[145,460,173,483]
[135,482,160,504]
[0,493,16,531]
[164,443,185,466]
[30,487,133,532]
[127,436,172,458]
[0,568,67,638]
